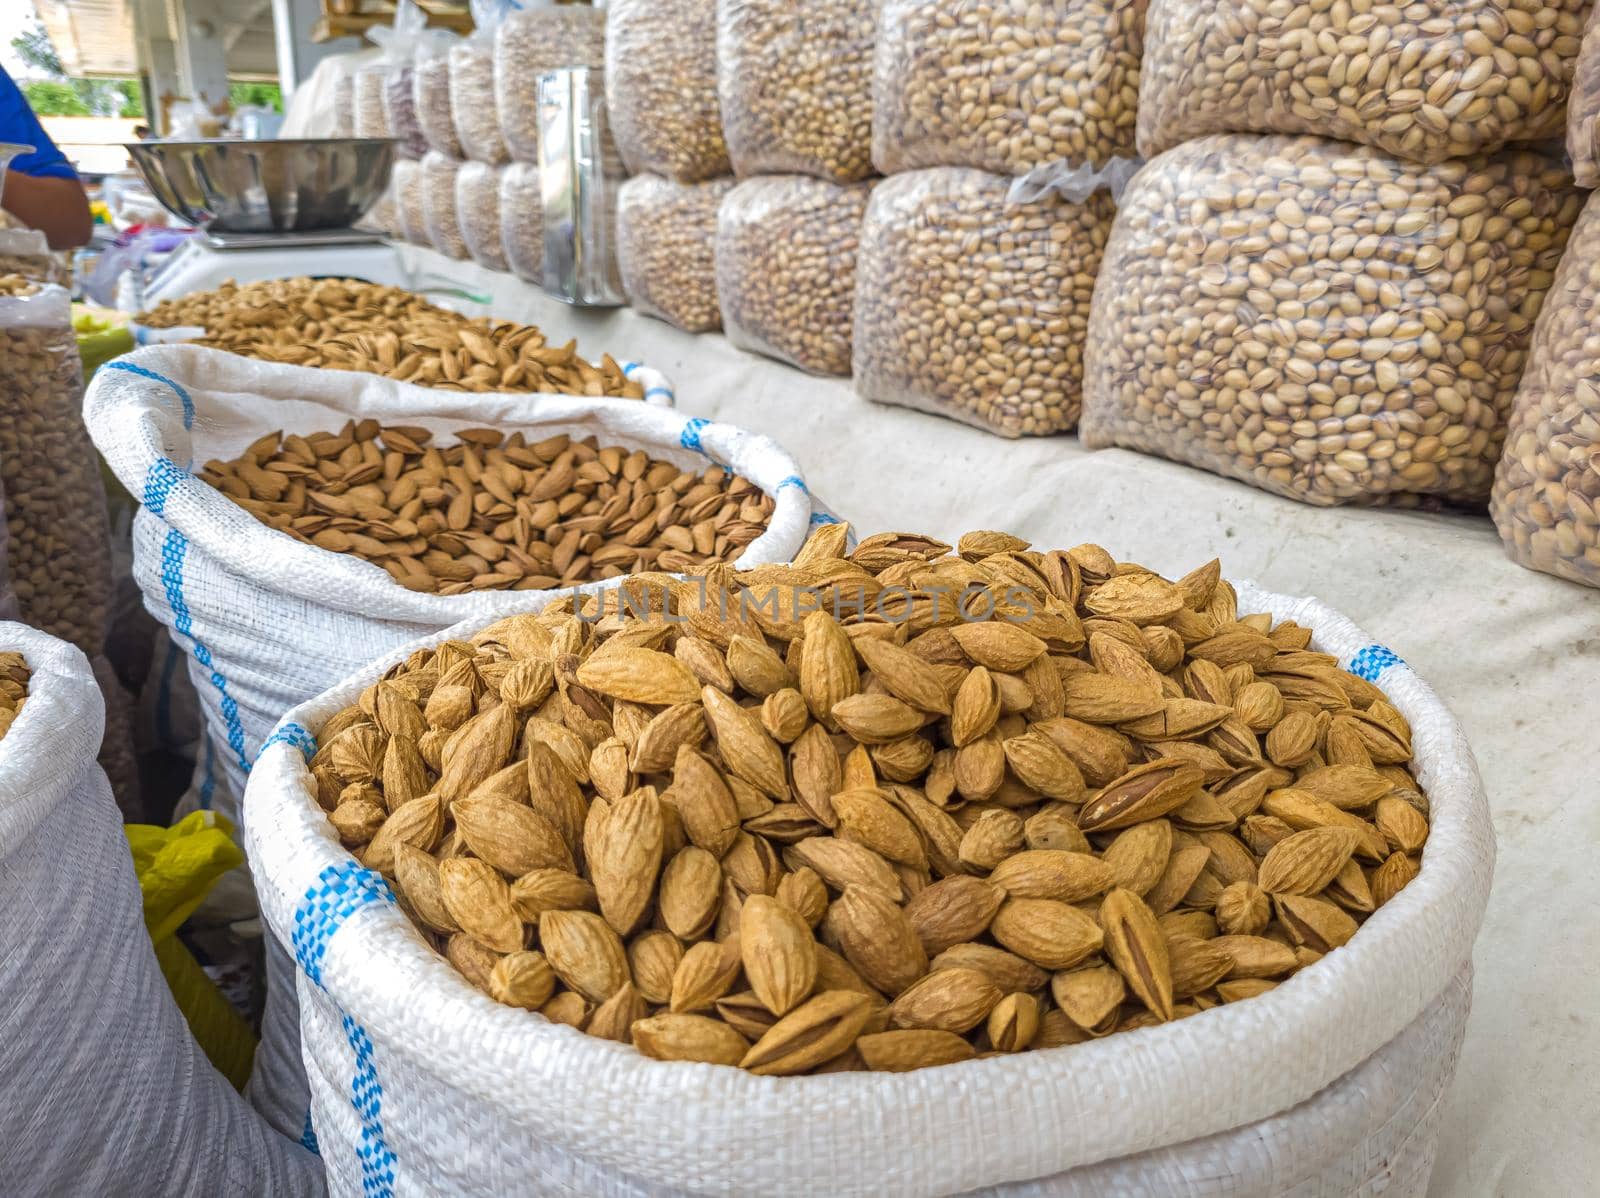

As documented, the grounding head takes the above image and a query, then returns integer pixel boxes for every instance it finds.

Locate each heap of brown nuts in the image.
[201,425,776,593]
[136,277,644,398]
[0,650,30,742]
[312,524,1431,1073]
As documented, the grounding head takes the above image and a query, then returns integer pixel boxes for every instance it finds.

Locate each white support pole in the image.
[272,0,357,99]
[132,0,184,134]
[169,0,231,116]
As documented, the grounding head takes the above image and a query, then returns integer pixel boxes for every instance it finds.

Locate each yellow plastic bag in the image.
[125,812,257,1089]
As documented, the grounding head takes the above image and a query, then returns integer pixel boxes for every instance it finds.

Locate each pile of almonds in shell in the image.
[201,426,775,594]
[0,651,30,742]
[312,524,1430,1074]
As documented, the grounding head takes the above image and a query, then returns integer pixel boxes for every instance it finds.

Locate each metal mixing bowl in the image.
[125,138,397,233]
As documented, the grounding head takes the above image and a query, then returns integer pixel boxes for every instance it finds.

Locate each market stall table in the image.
[388,244,1598,1195]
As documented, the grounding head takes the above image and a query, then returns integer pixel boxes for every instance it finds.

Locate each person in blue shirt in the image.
[0,66,93,249]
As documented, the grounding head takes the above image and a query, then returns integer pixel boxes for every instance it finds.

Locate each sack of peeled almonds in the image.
[1138,0,1589,164]
[86,342,816,833]
[1082,134,1582,507]
[245,524,1492,1195]
[135,276,660,399]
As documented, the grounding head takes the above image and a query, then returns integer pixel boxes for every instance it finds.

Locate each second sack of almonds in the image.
[314,525,1428,1074]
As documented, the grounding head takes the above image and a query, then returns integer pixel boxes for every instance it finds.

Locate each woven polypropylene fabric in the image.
[243,584,1493,1196]
[0,622,324,1197]
[86,342,819,816]
[85,343,823,1130]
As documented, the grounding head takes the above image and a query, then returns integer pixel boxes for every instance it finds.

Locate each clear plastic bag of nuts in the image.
[365,0,431,158]
[495,0,607,164]
[0,278,114,657]
[605,0,730,182]
[716,175,873,375]
[1568,7,1600,188]
[1081,134,1583,507]
[352,64,392,141]
[854,166,1121,437]
[1491,189,1600,586]
[872,0,1144,177]
[421,151,470,259]
[717,0,876,183]
[456,161,509,272]
[1139,0,1589,166]
[393,158,429,244]
[413,32,464,158]
[361,181,400,237]
[499,161,545,283]
[450,0,515,165]
[331,71,356,138]
[0,229,67,288]
[616,174,735,332]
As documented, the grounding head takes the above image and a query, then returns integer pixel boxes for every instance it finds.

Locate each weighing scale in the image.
[139,227,412,306]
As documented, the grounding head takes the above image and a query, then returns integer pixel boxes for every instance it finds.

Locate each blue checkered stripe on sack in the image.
[293,861,396,988]
[621,360,673,406]
[102,359,195,428]
[158,527,251,775]
[300,1108,320,1156]
[344,1015,396,1197]
[262,722,318,762]
[143,456,188,515]
[293,862,398,1194]
[679,416,709,451]
[1348,644,1405,682]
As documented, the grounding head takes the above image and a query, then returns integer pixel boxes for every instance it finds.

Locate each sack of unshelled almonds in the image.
[1081,135,1583,507]
[495,1,607,164]
[84,341,820,834]
[717,0,876,183]
[617,174,735,334]
[871,0,1145,177]
[1138,0,1589,165]
[605,0,731,182]
[0,621,323,1196]
[854,165,1122,437]
[243,523,1490,1195]
[1491,189,1600,587]
[717,175,874,376]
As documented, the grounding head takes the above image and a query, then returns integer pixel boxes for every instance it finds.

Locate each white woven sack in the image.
[84,342,822,826]
[243,582,1493,1197]
[0,622,324,1197]
[85,344,828,1137]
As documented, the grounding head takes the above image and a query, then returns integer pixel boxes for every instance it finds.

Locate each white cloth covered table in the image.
[392,243,1600,1195]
